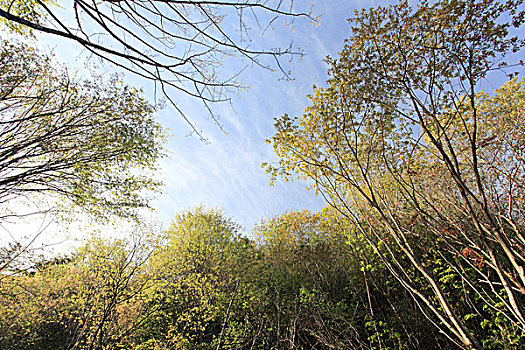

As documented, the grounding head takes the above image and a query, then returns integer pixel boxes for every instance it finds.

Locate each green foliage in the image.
[0,40,166,221]
[251,209,450,349]
[137,207,247,349]
[0,233,156,350]
[0,259,78,349]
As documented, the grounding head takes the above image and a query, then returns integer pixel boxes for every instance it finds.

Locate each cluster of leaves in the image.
[0,40,166,222]
[0,235,154,350]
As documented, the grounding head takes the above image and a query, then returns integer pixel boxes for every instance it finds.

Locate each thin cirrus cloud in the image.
[152,0,374,233]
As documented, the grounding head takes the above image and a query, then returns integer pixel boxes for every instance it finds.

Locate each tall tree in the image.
[0,40,165,222]
[0,0,315,137]
[266,1,525,348]
[142,207,246,348]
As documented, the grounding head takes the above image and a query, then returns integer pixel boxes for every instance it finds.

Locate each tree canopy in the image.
[0,208,459,349]
[0,40,166,222]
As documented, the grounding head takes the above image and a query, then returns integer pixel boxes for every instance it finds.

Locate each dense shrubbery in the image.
[0,208,459,349]
[2,202,524,349]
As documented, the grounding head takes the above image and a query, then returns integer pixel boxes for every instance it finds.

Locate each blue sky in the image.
[148,0,381,233]
[4,0,383,239]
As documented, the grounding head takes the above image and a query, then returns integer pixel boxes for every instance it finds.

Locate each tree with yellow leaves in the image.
[267,1,525,348]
